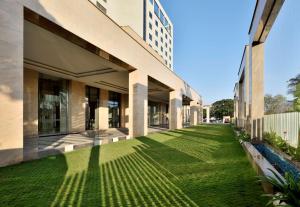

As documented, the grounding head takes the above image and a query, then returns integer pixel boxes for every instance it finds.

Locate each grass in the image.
[0,124,267,206]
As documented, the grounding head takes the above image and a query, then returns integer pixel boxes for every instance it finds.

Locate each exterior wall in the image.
[23,69,38,138]
[89,0,174,70]
[0,0,24,167]
[22,0,200,103]
[98,89,109,130]
[69,80,86,133]
[91,0,144,39]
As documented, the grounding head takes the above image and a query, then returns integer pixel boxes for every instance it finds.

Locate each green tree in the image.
[288,74,300,111]
[210,99,234,119]
[264,94,293,115]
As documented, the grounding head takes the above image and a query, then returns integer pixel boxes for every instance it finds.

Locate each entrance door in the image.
[38,75,68,135]
[85,86,99,130]
[108,92,121,128]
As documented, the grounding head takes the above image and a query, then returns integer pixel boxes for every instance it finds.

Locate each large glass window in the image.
[148,102,160,126]
[38,75,68,135]
[108,91,121,128]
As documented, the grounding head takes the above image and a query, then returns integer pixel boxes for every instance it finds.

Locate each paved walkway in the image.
[24,127,169,160]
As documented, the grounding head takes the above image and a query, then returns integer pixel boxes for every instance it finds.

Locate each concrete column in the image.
[250,43,264,139]
[23,69,38,138]
[190,100,199,126]
[120,94,129,128]
[206,107,210,123]
[169,90,182,130]
[69,80,86,133]
[0,1,23,166]
[98,89,109,130]
[198,105,203,124]
[129,70,148,137]
[23,69,39,160]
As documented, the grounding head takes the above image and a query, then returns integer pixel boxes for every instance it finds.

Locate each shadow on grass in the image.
[0,124,266,206]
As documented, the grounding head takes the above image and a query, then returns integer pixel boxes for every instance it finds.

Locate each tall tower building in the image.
[90,0,174,70]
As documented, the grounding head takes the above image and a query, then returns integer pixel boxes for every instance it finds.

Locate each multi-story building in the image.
[0,0,201,167]
[90,0,174,70]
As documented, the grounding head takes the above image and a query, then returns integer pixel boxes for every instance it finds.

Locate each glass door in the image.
[108,92,121,128]
[38,75,68,135]
[85,86,99,130]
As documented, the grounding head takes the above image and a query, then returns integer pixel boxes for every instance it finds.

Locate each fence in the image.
[263,112,300,148]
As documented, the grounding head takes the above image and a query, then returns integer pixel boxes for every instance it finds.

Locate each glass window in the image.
[38,75,68,135]
[165,43,167,48]
[160,37,163,43]
[169,63,171,68]
[149,33,152,41]
[108,92,121,128]
[154,1,159,16]
[85,86,100,130]
[169,56,171,60]
[161,46,163,52]
[165,34,168,39]
[149,11,152,19]
[155,30,158,37]
[149,23,152,30]
[155,20,158,27]
[169,47,172,52]
[149,0,154,5]
[169,39,172,44]
[155,40,158,47]
[165,51,168,56]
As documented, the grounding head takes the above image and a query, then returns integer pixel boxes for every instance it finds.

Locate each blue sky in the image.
[160,0,300,104]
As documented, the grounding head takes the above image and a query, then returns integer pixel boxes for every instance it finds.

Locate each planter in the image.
[241,141,285,193]
[254,143,300,181]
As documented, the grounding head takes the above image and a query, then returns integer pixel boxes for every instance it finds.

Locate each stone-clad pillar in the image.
[69,80,86,133]
[169,90,182,130]
[206,107,210,123]
[0,1,24,166]
[190,100,200,126]
[250,43,264,139]
[98,89,109,130]
[129,70,148,138]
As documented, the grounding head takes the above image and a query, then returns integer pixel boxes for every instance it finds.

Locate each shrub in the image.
[264,132,300,162]
[237,130,251,142]
[258,169,300,207]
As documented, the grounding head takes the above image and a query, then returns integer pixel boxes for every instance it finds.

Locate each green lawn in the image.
[0,125,266,206]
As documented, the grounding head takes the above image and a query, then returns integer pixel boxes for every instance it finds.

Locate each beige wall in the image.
[23,69,38,138]
[0,0,24,166]
[22,0,201,103]
[69,80,86,133]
